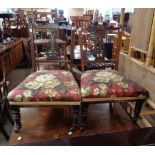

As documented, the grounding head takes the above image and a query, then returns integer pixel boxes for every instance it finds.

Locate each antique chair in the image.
[70,16,81,29]
[79,26,109,72]
[7,12,81,134]
[7,70,81,133]
[32,31,67,70]
[0,70,14,140]
[80,69,148,131]
[10,13,29,38]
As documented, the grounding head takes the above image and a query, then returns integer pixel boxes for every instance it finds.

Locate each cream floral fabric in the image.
[8,70,81,102]
[81,70,148,98]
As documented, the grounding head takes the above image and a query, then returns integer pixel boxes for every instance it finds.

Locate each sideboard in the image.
[0,39,24,75]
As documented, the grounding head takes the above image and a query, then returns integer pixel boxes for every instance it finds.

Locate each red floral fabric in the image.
[81,70,148,99]
[8,70,81,102]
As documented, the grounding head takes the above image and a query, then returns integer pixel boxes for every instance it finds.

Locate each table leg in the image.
[80,102,89,131]
[133,100,143,123]
[13,107,22,133]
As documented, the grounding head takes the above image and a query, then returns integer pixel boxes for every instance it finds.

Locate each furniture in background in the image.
[0,39,23,75]
[0,13,14,40]
[70,16,91,30]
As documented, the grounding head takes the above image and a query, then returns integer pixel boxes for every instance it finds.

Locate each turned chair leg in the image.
[133,100,143,123]
[13,107,22,133]
[70,105,79,132]
[80,103,89,132]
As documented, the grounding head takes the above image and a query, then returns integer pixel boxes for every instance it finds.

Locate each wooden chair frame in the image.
[0,70,14,140]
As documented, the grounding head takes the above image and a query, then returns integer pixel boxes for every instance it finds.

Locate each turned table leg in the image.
[80,102,89,131]
[70,105,79,132]
[133,100,143,123]
[13,107,22,133]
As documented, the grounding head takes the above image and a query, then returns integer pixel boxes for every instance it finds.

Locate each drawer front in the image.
[9,42,23,68]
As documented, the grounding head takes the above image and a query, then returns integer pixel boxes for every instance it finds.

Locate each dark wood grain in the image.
[16,127,155,146]
[9,103,138,145]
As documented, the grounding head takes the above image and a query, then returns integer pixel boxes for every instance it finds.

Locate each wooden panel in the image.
[130,8,154,53]
[9,42,23,68]
[0,54,11,74]
[0,39,23,75]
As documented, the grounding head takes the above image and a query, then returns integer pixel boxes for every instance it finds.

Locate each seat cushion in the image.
[81,70,148,99]
[8,70,81,103]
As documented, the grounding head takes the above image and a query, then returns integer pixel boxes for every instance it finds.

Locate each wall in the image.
[67,8,84,16]
[66,8,84,23]
[119,52,155,102]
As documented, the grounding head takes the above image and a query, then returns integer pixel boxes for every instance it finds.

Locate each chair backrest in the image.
[10,14,29,38]
[70,26,117,72]
[30,11,68,71]
[70,16,81,29]
[70,16,91,30]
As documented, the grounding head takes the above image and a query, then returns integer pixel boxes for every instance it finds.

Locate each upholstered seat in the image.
[81,70,148,99]
[80,70,148,131]
[8,70,81,105]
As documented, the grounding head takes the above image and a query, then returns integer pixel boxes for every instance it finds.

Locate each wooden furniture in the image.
[30,11,68,70]
[0,39,23,75]
[112,31,123,68]
[80,70,148,131]
[0,13,14,39]
[70,16,91,30]
[70,27,117,72]
[0,70,14,140]
[9,13,29,38]
[31,30,68,70]
[83,10,94,20]
[7,70,81,133]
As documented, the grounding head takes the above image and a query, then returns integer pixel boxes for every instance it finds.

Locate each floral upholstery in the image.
[8,70,81,103]
[81,70,148,99]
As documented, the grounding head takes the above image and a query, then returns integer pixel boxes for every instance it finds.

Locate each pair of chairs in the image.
[7,63,148,133]
[0,70,14,140]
